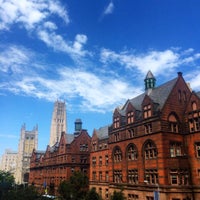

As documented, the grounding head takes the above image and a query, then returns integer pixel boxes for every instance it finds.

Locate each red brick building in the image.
[90,71,200,200]
[29,120,91,195]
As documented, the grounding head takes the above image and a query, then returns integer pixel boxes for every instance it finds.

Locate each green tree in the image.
[69,171,88,200]
[0,170,15,199]
[110,190,126,200]
[58,171,89,200]
[4,185,39,200]
[85,187,101,200]
[58,180,73,200]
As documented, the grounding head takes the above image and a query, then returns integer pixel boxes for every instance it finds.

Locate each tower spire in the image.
[144,70,156,94]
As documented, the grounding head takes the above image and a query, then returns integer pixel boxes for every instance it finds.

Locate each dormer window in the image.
[127,111,134,124]
[144,104,152,118]
[168,113,179,133]
[114,116,120,128]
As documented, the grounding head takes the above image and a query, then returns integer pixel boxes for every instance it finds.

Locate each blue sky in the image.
[1,0,200,156]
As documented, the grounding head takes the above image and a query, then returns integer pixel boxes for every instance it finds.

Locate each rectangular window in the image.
[99,171,102,181]
[170,169,189,185]
[127,111,134,124]
[114,117,120,128]
[145,124,152,134]
[92,157,96,167]
[127,169,138,184]
[105,155,109,166]
[113,170,122,183]
[106,171,109,182]
[145,169,158,184]
[170,142,182,157]
[144,104,152,119]
[196,142,200,158]
[92,171,96,180]
[99,156,102,166]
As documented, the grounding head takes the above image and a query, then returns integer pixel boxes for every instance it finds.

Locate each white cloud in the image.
[37,30,89,57]
[0,0,69,30]
[100,48,200,76]
[1,66,142,112]
[0,46,30,73]
[103,1,114,15]
[0,0,90,60]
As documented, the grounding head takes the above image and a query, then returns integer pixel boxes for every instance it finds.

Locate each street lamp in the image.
[154,183,159,200]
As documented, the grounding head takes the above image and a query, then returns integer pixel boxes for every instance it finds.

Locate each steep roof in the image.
[95,125,109,140]
[196,91,200,98]
[66,133,74,144]
[118,76,178,115]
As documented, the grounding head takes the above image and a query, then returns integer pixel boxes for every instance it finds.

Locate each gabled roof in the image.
[148,77,178,109]
[196,91,200,98]
[117,76,178,115]
[66,133,74,144]
[95,125,109,140]
[34,150,45,159]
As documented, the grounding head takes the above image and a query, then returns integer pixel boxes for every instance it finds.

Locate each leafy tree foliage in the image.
[58,171,89,200]
[58,180,73,200]
[110,190,126,200]
[85,187,102,200]
[4,185,39,200]
[0,170,15,199]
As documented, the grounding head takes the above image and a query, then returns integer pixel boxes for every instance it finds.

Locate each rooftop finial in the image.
[144,70,156,92]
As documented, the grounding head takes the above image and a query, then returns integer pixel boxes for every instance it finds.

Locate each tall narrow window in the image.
[145,123,152,134]
[168,114,179,133]
[144,104,152,118]
[127,144,138,161]
[127,111,134,124]
[114,116,120,128]
[113,147,122,162]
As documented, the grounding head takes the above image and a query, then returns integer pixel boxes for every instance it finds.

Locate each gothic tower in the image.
[15,124,38,184]
[49,100,67,146]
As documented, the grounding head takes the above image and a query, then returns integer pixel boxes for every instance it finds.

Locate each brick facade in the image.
[29,130,91,195]
[90,72,200,200]
[29,71,200,200]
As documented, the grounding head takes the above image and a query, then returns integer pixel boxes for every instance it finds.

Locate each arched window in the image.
[168,113,179,133]
[126,144,138,161]
[192,101,197,111]
[113,146,122,162]
[143,140,157,159]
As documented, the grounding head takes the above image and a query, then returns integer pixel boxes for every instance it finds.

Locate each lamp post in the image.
[154,183,159,200]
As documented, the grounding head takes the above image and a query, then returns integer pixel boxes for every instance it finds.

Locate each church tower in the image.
[15,124,38,184]
[49,100,67,147]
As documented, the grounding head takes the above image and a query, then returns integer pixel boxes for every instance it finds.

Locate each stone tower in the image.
[15,124,38,184]
[49,100,67,147]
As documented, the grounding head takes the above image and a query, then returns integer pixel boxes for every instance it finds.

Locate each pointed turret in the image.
[144,70,156,94]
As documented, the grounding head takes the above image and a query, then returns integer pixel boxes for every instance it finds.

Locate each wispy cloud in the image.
[103,1,114,16]
[1,44,200,112]
[0,0,89,60]
[1,66,142,112]
[0,134,18,139]
[100,48,200,76]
